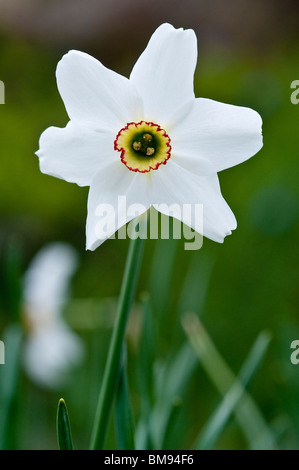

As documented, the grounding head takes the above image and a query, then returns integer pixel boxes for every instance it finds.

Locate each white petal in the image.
[36,121,117,187]
[86,162,151,250]
[130,23,197,125]
[172,98,263,173]
[23,242,78,322]
[151,160,237,243]
[170,150,215,176]
[56,50,143,131]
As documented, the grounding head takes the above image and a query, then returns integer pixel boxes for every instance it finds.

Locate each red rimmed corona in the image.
[114,121,171,173]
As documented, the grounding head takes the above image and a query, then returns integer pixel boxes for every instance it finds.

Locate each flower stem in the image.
[90,235,145,450]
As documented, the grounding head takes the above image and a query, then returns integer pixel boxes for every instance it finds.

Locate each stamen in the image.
[132,132,156,156]
[133,141,142,151]
[146,147,155,156]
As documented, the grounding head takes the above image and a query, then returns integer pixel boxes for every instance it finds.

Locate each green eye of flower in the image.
[132,133,155,156]
[114,121,171,173]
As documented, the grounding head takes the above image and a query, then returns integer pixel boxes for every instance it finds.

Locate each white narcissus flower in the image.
[36,23,263,250]
[23,243,85,389]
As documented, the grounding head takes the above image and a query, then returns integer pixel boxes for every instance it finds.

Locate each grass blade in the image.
[178,253,214,317]
[150,342,197,449]
[134,293,156,450]
[115,356,135,450]
[56,399,73,450]
[182,314,276,450]
[0,324,23,450]
[194,330,271,449]
[148,233,178,319]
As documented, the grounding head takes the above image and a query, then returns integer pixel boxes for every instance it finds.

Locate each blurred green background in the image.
[0,0,299,450]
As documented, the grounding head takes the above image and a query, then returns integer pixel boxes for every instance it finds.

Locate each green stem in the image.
[90,235,145,450]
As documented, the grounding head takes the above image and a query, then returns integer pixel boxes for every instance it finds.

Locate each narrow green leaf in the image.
[195,330,272,449]
[178,252,214,317]
[56,399,73,450]
[238,330,272,385]
[150,342,197,449]
[137,293,156,409]
[148,232,178,319]
[0,324,23,450]
[183,314,276,450]
[160,396,183,449]
[134,293,156,450]
[115,358,135,450]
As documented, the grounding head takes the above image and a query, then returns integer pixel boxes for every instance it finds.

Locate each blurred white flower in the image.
[22,243,85,389]
[36,23,263,250]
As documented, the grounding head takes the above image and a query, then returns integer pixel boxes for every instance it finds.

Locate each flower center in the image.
[132,133,156,156]
[114,121,171,173]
